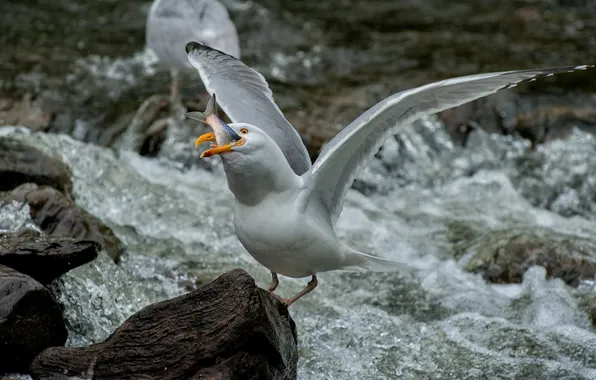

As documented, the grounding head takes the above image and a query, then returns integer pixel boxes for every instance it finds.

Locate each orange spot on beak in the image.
[194,132,215,148]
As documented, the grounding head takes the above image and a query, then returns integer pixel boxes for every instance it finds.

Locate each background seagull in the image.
[146,0,240,103]
[185,41,592,306]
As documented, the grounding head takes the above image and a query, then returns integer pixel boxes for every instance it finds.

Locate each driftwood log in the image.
[0,229,99,284]
[31,269,298,380]
[0,264,67,374]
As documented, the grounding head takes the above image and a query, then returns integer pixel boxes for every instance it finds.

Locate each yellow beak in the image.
[194,132,215,148]
[200,143,235,158]
[194,131,239,158]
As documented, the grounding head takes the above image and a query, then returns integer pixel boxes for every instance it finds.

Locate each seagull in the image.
[185,41,592,307]
[146,0,240,103]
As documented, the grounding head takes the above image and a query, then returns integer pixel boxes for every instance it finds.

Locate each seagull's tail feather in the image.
[186,93,217,124]
[341,247,404,272]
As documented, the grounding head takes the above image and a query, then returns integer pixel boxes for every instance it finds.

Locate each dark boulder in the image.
[4,183,124,262]
[0,138,72,194]
[0,264,67,374]
[31,269,298,380]
[0,228,99,284]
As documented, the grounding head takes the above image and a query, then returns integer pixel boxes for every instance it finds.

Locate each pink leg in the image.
[170,69,180,104]
[268,271,279,292]
[277,275,318,307]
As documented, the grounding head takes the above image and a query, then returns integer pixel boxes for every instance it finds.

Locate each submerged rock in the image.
[0,264,67,374]
[458,229,596,287]
[3,184,124,262]
[0,138,72,194]
[31,269,298,380]
[0,228,99,284]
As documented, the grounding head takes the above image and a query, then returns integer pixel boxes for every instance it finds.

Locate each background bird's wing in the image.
[300,65,593,226]
[186,41,312,175]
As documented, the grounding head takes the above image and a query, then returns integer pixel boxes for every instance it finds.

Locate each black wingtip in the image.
[185,40,241,62]
[185,41,203,54]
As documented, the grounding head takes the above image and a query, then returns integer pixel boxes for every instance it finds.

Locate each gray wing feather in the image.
[186,42,312,175]
[302,65,593,225]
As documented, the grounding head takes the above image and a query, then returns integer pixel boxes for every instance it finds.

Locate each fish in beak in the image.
[186,94,244,158]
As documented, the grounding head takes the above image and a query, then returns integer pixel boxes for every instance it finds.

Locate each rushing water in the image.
[2,0,596,378]
[1,117,596,379]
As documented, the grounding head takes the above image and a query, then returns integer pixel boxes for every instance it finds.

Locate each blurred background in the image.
[2,0,595,158]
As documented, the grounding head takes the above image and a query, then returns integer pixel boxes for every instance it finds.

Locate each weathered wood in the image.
[31,269,298,380]
[0,229,99,284]
[0,264,67,374]
[0,138,72,194]
[4,183,124,262]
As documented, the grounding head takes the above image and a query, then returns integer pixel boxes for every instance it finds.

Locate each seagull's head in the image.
[187,94,274,164]
[188,93,301,204]
[193,122,271,161]
[194,121,299,203]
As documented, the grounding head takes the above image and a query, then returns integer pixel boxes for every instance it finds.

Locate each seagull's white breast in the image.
[233,192,345,278]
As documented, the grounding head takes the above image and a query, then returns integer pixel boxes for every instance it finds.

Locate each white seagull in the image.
[185,41,592,307]
[146,0,240,102]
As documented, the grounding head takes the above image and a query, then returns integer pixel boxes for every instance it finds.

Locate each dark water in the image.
[1,0,595,155]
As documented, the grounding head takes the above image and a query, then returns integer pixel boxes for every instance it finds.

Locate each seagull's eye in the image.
[240,128,249,134]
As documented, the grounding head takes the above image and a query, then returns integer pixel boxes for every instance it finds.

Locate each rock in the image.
[117,94,171,155]
[0,228,99,284]
[439,91,596,149]
[514,106,596,149]
[0,264,67,374]
[0,93,52,131]
[0,138,72,194]
[461,230,596,287]
[3,184,124,262]
[30,269,298,380]
[576,293,596,329]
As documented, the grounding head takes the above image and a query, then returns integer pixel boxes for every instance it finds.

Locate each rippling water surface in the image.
[2,120,595,379]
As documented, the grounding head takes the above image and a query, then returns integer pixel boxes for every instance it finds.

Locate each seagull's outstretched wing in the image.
[300,65,593,225]
[185,41,312,175]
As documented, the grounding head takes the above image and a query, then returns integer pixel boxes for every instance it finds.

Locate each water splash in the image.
[2,127,596,379]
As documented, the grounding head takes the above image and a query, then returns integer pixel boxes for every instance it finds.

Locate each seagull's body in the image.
[185,41,592,306]
[146,0,240,101]
[230,151,391,279]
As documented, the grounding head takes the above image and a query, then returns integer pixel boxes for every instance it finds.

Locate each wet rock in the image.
[116,94,216,165]
[514,106,596,149]
[30,269,298,380]
[439,91,596,149]
[117,94,171,155]
[438,91,515,147]
[0,93,51,131]
[576,293,596,329]
[0,228,99,284]
[3,184,124,262]
[461,230,596,287]
[0,264,67,374]
[0,138,72,194]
